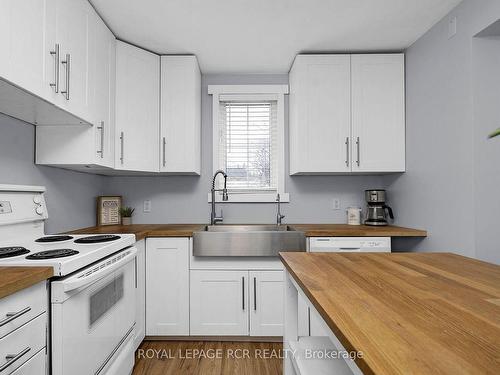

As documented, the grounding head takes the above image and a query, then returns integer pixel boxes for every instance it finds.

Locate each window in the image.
[209,85,289,202]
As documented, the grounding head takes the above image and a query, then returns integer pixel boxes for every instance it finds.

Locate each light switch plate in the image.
[143,200,152,213]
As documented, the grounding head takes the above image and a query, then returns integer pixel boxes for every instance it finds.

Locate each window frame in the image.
[208,84,289,203]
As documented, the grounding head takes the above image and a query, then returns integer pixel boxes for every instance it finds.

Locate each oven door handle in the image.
[63,247,137,292]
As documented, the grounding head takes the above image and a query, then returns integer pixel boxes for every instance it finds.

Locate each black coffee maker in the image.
[364,189,394,226]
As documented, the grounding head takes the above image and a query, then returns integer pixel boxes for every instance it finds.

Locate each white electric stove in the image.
[0,185,137,375]
[0,233,135,276]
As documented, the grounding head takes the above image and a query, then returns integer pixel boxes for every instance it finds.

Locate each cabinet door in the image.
[54,0,92,122]
[115,41,160,172]
[134,240,146,349]
[0,0,47,98]
[289,55,351,174]
[249,271,284,336]
[90,12,115,167]
[160,56,201,174]
[146,238,189,336]
[190,270,249,336]
[351,54,406,172]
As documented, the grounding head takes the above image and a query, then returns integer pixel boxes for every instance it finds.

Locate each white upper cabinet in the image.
[35,6,116,170]
[46,0,93,123]
[351,54,406,173]
[0,0,47,98]
[289,55,352,174]
[160,56,201,174]
[115,41,160,172]
[289,53,405,174]
[0,0,90,126]
[89,12,116,168]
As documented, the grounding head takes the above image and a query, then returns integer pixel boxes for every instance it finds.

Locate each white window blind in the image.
[218,100,278,192]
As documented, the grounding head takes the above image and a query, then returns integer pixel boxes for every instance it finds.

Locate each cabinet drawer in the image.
[10,349,46,375]
[0,282,48,339]
[0,312,47,374]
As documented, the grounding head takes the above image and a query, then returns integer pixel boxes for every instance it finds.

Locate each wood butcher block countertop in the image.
[68,224,207,241]
[0,267,53,299]
[69,224,426,241]
[280,252,500,375]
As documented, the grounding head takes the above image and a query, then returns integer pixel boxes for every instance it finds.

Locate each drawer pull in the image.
[0,307,31,327]
[0,347,31,371]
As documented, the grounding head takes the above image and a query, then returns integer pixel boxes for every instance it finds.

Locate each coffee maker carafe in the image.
[364,190,394,226]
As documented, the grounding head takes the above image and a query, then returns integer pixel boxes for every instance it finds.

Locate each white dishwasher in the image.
[309,237,391,252]
[298,237,391,337]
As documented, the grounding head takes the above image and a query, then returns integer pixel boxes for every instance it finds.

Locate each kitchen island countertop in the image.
[280,251,500,375]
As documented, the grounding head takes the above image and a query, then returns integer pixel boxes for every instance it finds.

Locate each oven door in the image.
[51,247,137,375]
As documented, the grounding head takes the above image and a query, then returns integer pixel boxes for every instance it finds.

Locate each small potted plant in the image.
[489,128,500,139]
[119,206,135,226]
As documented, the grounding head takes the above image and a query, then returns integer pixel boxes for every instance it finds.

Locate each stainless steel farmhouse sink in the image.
[193,225,306,257]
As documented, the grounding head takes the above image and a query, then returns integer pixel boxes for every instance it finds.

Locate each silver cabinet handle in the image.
[253,277,257,311]
[60,53,70,100]
[120,132,124,164]
[162,137,166,167]
[356,137,360,166]
[49,44,59,93]
[242,276,245,310]
[0,347,31,372]
[0,307,31,327]
[97,121,104,158]
[345,137,350,167]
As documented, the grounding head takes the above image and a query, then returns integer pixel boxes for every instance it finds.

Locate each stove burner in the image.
[0,246,30,258]
[74,235,121,244]
[26,249,79,260]
[35,235,74,243]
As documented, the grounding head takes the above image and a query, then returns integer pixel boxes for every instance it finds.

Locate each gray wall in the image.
[105,74,385,224]
[0,113,106,233]
[385,0,500,263]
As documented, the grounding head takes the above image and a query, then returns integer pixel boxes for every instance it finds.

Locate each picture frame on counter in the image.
[96,196,122,226]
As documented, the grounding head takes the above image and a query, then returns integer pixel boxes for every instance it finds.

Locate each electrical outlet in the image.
[333,198,341,210]
[143,200,152,213]
[448,16,457,39]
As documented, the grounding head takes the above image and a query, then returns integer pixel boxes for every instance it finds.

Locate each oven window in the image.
[89,273,124,326]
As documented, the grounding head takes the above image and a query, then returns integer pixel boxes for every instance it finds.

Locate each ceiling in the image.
[90,0,462,74]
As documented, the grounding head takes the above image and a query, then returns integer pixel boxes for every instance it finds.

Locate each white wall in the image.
[104,74,386,224]
[0,113,106,233]
[385,0,500,262]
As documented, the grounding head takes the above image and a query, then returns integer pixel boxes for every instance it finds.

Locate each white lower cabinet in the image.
[146,238,189,336]
[190,270,284,337]
[250,271,284,336]
[10,349,46,375]
[134,239,146,349]
[190,270,249,336]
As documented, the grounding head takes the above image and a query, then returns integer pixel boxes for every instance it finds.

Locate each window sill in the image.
[207,192,290,203]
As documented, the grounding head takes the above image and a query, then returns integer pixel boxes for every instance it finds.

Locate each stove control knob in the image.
[36,206,44,215]
[33,195,42,204]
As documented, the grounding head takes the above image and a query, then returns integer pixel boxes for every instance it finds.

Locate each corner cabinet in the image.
[145,238,190,336]
[160,56,201,174]
[115,41,160,172]
[289,54,405,175]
